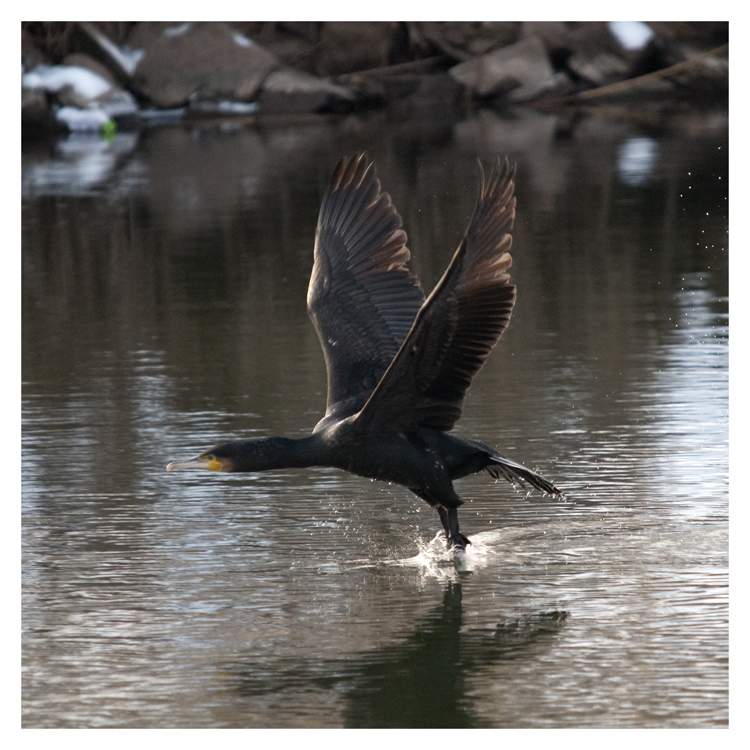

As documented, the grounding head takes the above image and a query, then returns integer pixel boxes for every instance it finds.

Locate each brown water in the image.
[22,108,728,728]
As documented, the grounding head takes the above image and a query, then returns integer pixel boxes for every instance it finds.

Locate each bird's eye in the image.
[207,454,215,461]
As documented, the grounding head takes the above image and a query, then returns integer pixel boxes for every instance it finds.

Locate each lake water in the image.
[22,106,728,728]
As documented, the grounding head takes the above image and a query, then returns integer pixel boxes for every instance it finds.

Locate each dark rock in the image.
[409,22,521,61]
[519,21,579,54]
[561,23,629,87]
[233,22,319,74]
[646,22,728,46]
[22,87,54,137]
[520,22,630,87]
[449,35,555,99]
[261,37,317,74]
[55,82,95,110]
[567,51,630,87]
[61,52,117,86]
[128,22,279,108]
[314,22,398,76]
[389,73,464,122]
[256,68,354,114]
[22,28,49,70]
[276,22,320,45]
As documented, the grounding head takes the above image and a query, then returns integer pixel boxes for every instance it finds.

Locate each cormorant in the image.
[167,154,562,549]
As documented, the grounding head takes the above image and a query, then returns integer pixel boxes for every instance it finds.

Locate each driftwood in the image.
[538,42,728,106]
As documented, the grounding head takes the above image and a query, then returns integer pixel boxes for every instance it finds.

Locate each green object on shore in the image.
[101,119,117,139]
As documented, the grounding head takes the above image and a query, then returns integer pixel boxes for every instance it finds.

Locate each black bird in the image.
[167,154,562,549]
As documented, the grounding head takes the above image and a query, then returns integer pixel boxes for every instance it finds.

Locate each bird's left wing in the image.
[307,154,425,428]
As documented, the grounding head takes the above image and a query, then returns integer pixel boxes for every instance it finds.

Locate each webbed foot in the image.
[448,532,471,550]
[437,506,470,550]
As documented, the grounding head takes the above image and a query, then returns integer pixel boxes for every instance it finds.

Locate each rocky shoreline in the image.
[22,22,728,138]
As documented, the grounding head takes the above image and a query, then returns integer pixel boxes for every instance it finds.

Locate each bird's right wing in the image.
[307,154,425,428]
[355,158,517,434]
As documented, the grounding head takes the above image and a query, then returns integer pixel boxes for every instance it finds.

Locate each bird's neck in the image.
[226,435,327,473]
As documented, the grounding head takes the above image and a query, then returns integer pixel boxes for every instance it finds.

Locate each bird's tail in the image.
[486,454,564,497]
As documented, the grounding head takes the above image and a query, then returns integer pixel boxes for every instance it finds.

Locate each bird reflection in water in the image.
[167,154,563,548]
[228,582,568,728]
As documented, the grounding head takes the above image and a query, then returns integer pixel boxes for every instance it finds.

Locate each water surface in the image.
[22,108,728,727]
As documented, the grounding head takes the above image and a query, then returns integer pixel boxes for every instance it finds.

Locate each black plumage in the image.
[167,154,562,549]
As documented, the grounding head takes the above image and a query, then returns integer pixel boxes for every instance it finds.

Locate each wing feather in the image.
[307,154,425,430]
[355,158,517,433]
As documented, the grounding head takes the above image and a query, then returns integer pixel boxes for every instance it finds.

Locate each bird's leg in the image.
[437,506,470,550]
[437,506,451,539]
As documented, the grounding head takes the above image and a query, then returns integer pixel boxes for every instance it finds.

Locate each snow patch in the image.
[233,33,256,49]
[608,21,655,51]
[55,106,111,131]
[22,65,113,100]
[163,23,192,38]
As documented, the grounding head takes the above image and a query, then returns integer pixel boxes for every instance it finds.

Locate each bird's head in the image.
[166,438,303,474]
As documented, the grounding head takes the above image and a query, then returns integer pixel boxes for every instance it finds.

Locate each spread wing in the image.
[307,154,425,430]
[355,158,517,433]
